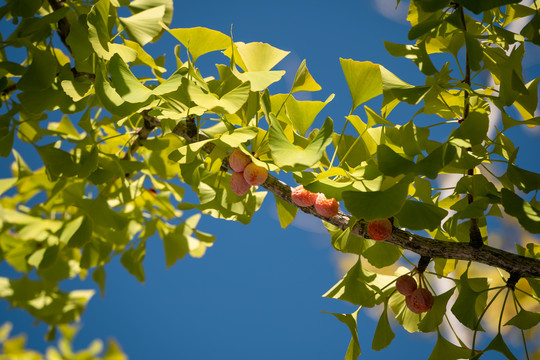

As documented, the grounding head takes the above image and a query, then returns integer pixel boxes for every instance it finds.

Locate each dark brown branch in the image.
[166,117,540,280]
[459,6,483,249]
[123,110,161,160]
[47,0,71,52]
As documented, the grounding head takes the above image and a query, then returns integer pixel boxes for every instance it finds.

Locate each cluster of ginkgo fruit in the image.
[229,149,268,196]
[291,185,340,218]
[227,150,433,313]
[396,273,434,314]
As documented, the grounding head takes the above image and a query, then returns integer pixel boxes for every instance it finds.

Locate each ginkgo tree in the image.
[0,0,539,359]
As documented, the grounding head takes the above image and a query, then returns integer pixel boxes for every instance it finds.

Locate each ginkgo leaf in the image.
[291,59,321,93]
[184,78,250,114]
[340,58,383,113]
[269,115,333,170]
[235,42,290,72]
[165,26,230,62]
[120,6,166,46]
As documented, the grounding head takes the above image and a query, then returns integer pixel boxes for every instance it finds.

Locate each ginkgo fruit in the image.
[243,163,268,186]
[367,218,393,241]
[291,185,318,207]
[229,149,251,172]
[405,288,434,314]
[396,274,417,296]
[230,171,251,196]
[314,193,339,218]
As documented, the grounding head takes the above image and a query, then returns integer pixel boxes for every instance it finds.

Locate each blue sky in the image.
[1,0,539,359]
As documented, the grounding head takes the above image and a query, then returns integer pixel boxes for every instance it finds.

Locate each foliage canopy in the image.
[0,0,539,358]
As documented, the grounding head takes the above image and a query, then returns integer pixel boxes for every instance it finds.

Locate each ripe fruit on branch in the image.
[367,218,393,241]
[314,193,339,218]
[228,149,251,172]
[291,185,318,207]
[243,163,268,186]
[396,274,417,296]
[405,288,434,314]
[230,171,251,196]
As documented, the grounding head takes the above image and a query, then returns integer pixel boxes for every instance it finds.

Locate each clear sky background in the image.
[1,0,539,359]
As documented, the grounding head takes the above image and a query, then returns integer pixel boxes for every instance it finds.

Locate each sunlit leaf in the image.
[372,303,395,351]
[166,26,230,62]
[291,60,321,93]
[340,59,382,113]
[396,200,448,231]
[324,309,361,360]
[269,115,333,170]
[501,189,540,233]
[120,6,166,46]
[428,332,471,360]
[343,176,412,221]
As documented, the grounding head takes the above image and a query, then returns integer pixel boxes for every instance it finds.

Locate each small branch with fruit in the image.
[165,117,540,281]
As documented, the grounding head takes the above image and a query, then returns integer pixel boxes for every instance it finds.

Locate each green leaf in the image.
[67,216,93,248]
[0,177,17,196]
[129,0,173,26]
[233,69,285,92]
[342,176,412,221]
[377,145,416,177]
[269,115,333,171]
[483,333,518,360]
[514,77,540,120]
[521,12,540,46]
[0,128,15,157]
[36,144,77,181]
[185,78,250,114]
[67,15,93,61]
[400,120,430,157]
[455,174,499,198]
[109,53,153,103]
[291,59,321,93]
[383,41,437,75]
[501,189,540,234]
[87,0,112,55]
[396,200,448,231]
[92,266,106,297]
[120,241,146,282]
[340,59,382,113]
[17,47,57,91]
[451,271,488,331]
[11,0,42,17]
[372,303,395,351]
[323,259,377,307]
[365,106,394,127]
[285,94,334,136]
[166,26,230,62]
[418,288,455,332]
[274,195,297,229]
[453,0,521,14]
[324,224,365,255]
[95,62,152,117]
[505,308,540,330]
[161,224,190,268]
[120,6,166,46]
[464,33,483,71]
[235,42,290,72]
[408,18,442,40]
[428,332,471,360]
[363,241,403,268]
[449,111,489,148]
[416,143,456,179]
[507,164,540,193]
[325,309,361,360]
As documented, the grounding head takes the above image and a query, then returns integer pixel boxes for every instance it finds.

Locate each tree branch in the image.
[47,0,71,53]
[166,118,540,280]
[459,6,483,249]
